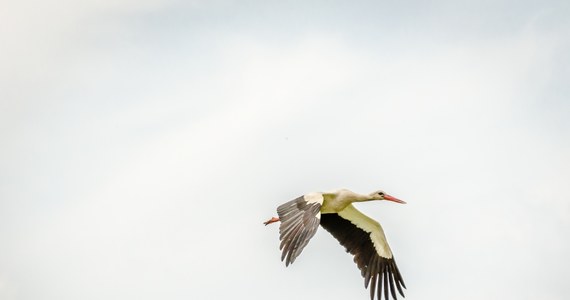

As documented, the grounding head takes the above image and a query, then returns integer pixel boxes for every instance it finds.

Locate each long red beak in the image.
[384,194,407,204]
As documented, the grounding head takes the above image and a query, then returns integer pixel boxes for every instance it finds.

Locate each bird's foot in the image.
[263,217,280,226]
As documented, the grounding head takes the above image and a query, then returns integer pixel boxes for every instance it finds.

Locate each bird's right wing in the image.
[276,193,324,266]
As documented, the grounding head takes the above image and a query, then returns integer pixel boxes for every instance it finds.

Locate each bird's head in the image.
[369,190,407,204]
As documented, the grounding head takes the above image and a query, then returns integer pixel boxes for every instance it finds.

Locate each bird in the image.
[264,189,407,300]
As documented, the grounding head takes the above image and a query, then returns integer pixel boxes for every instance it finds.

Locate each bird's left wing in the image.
[320,204,406,300]
[276,193,324,266]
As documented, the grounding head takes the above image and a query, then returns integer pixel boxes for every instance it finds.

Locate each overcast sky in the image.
[1,1,569,299]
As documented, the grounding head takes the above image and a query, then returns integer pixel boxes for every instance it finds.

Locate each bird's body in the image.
[264,189,406,300]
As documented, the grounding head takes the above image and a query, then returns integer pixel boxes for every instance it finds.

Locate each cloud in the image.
[1,1,569,300]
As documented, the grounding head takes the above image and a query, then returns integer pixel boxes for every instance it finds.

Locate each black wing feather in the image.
[276,196,322,266]
[320,213,406,300]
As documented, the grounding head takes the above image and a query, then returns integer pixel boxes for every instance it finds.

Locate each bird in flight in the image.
[264,189,407,300]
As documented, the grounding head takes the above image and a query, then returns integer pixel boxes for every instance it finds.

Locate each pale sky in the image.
[1,1,569,300]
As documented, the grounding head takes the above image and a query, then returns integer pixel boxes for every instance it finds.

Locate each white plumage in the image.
[264,189,407,300]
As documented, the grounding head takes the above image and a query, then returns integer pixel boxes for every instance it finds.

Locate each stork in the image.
[264,189,407,300]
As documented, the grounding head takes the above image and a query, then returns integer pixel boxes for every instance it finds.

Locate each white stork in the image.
[264,189,406,300]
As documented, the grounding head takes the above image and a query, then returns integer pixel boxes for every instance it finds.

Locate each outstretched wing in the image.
[320,204,406,300]
[276,193,324,266]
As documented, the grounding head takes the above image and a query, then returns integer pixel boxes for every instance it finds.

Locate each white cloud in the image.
[1,1,569,300]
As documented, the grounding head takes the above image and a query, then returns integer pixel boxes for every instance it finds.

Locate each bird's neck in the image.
[321,190,374,213]
[336,190,374,203]
[350,194,374,202]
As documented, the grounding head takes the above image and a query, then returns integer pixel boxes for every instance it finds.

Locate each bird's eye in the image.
[378,192,385,196]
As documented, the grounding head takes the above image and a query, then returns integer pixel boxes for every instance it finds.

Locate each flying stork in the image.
[264,189,407,300]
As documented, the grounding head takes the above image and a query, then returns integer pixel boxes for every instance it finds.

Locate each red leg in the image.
[263,217,280,226]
